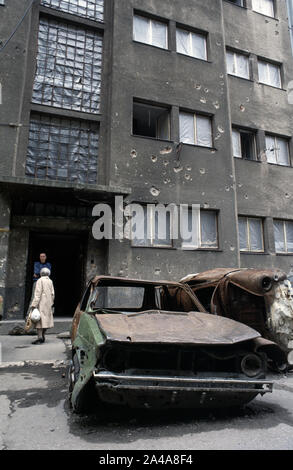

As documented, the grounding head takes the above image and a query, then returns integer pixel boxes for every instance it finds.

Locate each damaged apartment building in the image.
[0,0,293,320]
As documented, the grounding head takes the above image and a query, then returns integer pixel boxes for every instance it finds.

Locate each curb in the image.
[0,359,68,368]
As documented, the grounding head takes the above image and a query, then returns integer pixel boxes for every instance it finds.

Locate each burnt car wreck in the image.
[68,276,287,413]
[180,268,293,367]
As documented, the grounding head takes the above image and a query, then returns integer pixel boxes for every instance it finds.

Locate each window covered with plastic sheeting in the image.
[274,220,293,253]
[176,28,207,61]
[238,217,264,252]
[25,114,99,184]
[265,135,290,166]
[179,112,212,147]
[32,18,103,113]
[41,0,104,22]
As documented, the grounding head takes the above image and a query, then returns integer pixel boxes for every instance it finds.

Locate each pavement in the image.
[1,334,293,450]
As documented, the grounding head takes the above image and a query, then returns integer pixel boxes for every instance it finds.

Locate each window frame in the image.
[176,27,208,61]
[226,49,250,80]
[224,0,246,7]
[132,100,171,141]
[274,219,293,254]
[251,0,275,18]
[133,13,169,50]
[238,216,265,253]
[131,205,174,249]
[232,127,257,160]
[265,134,291,167]
[181,209,219,251]
[257,59,282,89]
[179,111,213,148]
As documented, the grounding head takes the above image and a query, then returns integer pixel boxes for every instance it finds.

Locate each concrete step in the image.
[0,318,72,335]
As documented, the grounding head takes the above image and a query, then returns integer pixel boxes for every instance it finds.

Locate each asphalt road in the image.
[0,335,293,450]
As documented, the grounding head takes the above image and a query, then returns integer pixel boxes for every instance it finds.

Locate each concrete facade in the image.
[0,0,293,319]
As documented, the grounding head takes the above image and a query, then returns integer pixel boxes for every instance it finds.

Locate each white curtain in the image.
[269,63,281,88]
[226,51,236,75]
[265,135,276,163]
[286,222,293,253]
[258,60,268,84]
[252,0,274,17]
[176,29,190,55]
[201,211,217,248]
[277,138,289,166]
[249,218,263,251]
[274,221,285,252]
[152,20,167,49]
[133,15,150,44]
[197,115,212,147]
[191,32,206,60]
[179,112,195,144]
[237,54,249,79]
[238,217,248,251]
[232,129,242,157]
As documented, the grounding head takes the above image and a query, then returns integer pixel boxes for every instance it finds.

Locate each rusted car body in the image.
[68,275,284,413]
[180,268,293,367]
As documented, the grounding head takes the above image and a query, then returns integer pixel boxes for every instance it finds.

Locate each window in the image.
[179,112,212,147]
[232,128,256,160]
[258,60,281,88]
[225,0,245,6]
[133,14,168,49]
[25,113,99,184]
[274,220,293,253]
[181,210,218,249]
[40,0,104,21]
[176,28,207,61]
[252,0,274,17]
[32,18,103,113]
[131,206,173,248]
[238,217,264,252]
[0,1,5,5]
[265,135,290,166]
[226,50,250,79]
[133,101,170,140]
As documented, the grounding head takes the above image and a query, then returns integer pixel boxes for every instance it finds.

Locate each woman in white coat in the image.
[31,267,55,345]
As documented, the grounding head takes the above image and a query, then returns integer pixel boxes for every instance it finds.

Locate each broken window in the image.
[238,217,264,252]
[176,28,207,61]
[133,101,170,140]
[226,50,250,79]
[133,14,168,49]
[232,128,256,160]
[32,18,103,113]
[40,0,104,22]
[252,0,274,17]
[265,135,290,166]
[258,60,281,88]
[25,113,99,184]
[181,209,218,250]
[179,112,212,147]
[274,220,293,253]
[131,206,173,248]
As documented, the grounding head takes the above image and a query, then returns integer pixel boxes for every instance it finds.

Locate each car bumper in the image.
[93,371,273,408]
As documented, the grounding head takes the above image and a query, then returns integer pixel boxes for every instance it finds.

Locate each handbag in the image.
[24,311,34,333]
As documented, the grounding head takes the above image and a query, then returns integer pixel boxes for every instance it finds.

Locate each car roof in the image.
[91,275,185,288]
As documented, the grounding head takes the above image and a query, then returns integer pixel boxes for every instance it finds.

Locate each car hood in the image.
[95,310,260,345]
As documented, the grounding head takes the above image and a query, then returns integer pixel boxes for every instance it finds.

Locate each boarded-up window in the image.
[238,217,264,252]
[32,18,103,113]
[26,114,99,184]
[41,0,104,22]
[179,112,212,147]
[274,220,293,253]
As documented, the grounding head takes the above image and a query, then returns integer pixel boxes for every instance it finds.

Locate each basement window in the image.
[133,14,168,50]
[226,50,250,79]
[238,217,264,252]
[258,59,281,88]
[252,0,274,17]
[274,219,293,253]
[40,0,104,22]
[181,209,218,250]
[133,101,170,140]
[265,135,290,166]
[179,111,213,147]
[232,128,256,160]
[176,28,207,61]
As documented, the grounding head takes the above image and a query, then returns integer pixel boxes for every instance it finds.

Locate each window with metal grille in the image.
[32,18,103,113]
[41,0,104,22]
[25,114,99,184]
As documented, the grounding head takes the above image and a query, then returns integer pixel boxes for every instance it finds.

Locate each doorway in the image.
[26,232,87,317]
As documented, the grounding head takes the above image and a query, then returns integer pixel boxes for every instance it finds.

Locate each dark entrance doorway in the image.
[26,232,87,317]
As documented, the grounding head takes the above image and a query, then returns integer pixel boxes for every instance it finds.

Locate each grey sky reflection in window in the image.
[26,114,99,184]
[32,18,103,113]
